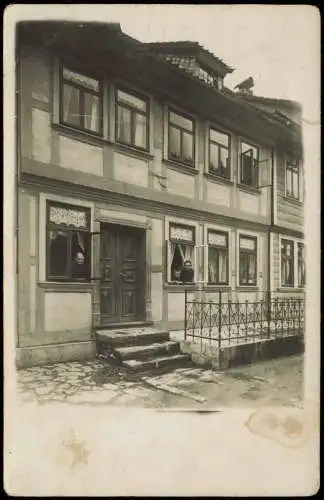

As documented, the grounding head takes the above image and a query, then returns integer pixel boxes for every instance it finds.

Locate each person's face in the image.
[75,252,84,265]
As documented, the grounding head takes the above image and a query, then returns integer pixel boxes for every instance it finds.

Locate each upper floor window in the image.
[209,128,231,178]
[285,158,300,199]
[168,110,195,166]
[240,141,259,188]
[116,88,149,150]
[46,202,91,282]
[61,65,102,134]
[281,239,294,287]
[239,235,257,286]
[168,223,196,283]
[207,230,229,284]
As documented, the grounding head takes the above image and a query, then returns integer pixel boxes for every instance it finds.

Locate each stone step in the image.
[122,354,191,373]
[96,328,170,348]
[115,340,180,360]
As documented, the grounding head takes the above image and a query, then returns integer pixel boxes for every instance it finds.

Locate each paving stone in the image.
[67,390,117,404]
[102,383,118,391]
[35,386,57,396]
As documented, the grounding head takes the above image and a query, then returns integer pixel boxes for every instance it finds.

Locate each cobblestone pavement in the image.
[16,354,304,409]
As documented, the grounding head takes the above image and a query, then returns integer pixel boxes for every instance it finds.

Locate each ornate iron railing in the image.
[184,291,305,348]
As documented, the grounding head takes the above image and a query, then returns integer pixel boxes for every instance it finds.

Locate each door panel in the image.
[99,224,145,324]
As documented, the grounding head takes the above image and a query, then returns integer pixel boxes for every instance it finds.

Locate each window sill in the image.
[52,122,109,147]
[114,142,154,161]
[203,285,232,291]
[236,286,259,291]
[283,196,303,206]
[38,281,94,292]
[204,172,233,186]
[237,183,261,195]
[164,283,199,291]
[278,287,305,292]
[163,158,198,176]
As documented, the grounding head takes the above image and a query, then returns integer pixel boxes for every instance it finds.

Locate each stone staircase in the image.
[95,327,192,374]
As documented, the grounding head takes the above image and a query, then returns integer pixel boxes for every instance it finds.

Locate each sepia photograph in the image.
[3,4,320,496]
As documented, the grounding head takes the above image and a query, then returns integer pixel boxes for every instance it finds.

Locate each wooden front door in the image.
[99,224,145,325]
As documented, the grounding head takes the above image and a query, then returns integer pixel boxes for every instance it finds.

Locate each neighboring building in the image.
[15,21,304,367]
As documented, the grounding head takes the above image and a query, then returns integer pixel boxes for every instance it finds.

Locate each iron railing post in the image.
[184,289,188,341]
[218,291,222,350]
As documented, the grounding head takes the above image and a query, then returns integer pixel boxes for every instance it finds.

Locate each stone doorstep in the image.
[114,340,179,360]
[96,329,170,348]
[123,353,191,372]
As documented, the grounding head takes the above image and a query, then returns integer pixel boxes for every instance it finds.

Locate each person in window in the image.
[180,260,194,283]
[71,250,88,280]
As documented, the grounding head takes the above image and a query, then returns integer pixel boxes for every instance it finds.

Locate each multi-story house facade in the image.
[16,21,304,367]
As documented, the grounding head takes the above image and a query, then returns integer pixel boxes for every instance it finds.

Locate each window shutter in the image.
[89,231,104,280]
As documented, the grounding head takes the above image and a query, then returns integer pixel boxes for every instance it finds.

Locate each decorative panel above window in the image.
[60,64,102,135]
[209,127,230,178]
[240,141,259,188]
[168,109,195,167]
[116,88,149,150]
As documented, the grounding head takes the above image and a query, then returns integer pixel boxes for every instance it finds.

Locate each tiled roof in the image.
[142,41,234,75]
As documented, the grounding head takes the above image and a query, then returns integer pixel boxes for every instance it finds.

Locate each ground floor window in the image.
[297,242,305,287]
[239,235,257,285]
[207,230,229,284]
[46,202,91,281]
[168,223,195,282]
[280,239,294,287]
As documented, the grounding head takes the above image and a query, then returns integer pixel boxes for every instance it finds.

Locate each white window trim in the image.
[236,229,260,288]
[165,216,199,283]
[205,121,234,181]
[284,157,302,201]
[39,192,95,282]
[279,235,305,289]
[204,223,232,286]
[163,103,198,169]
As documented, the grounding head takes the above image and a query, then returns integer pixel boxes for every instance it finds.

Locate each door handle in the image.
[120,272,127,279]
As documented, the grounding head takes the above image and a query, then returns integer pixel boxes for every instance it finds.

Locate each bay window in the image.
[46,202,91,282]
[61,65,102,134]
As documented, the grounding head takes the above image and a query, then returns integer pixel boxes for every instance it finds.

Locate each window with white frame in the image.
[209,128,231,178]
[116,88,149,150]
[46,201,91,282]
[239,235,257,285]
[240,141,259,188]
[168,223,195,282]
[168,109,195,166]
[280,239,294,287]
[60,64,102,134]
[207,230,229,284]
[285,158,300,199]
